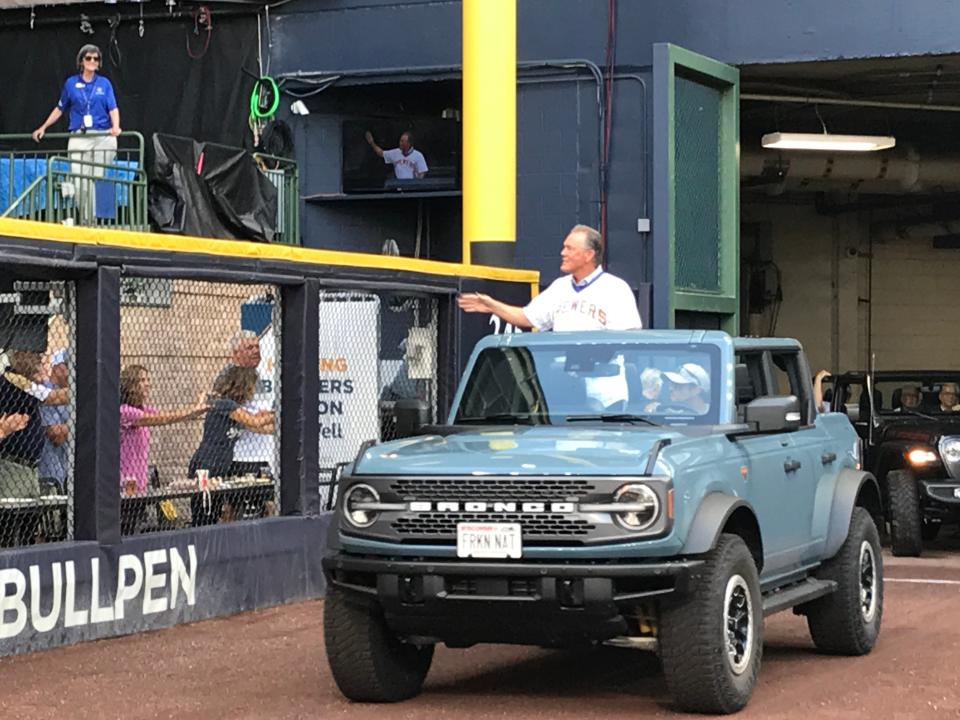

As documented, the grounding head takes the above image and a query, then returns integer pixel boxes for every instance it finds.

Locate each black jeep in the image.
[832,371,960,555]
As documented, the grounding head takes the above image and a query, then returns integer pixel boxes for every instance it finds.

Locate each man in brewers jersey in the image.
[457,224,641,331]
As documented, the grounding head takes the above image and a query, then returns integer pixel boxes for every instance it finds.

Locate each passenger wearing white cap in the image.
[663,363,711,414]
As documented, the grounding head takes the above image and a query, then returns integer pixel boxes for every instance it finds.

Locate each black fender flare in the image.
[680,492,757,555]
[823,468,882,560]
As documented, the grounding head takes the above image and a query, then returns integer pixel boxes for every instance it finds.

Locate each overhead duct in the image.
[741,146,960,195]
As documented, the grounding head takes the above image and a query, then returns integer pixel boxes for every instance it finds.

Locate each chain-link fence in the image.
[119,277,280,536]
[318,290,440,509]
[0,272,459,543]
[0,280,75,548]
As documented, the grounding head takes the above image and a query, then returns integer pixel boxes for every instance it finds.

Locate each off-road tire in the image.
[324,586,434,702]
[888,469,922,557]
[659,534,763,715]
[806,507,883,655]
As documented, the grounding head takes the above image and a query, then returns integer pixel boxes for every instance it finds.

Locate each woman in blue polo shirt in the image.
[31,44,122,222]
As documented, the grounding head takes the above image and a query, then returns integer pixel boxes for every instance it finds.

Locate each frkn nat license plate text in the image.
[456,522,522,559]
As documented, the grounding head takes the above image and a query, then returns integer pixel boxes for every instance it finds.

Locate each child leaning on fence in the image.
[188,366,274,525]
[119,365,207,495]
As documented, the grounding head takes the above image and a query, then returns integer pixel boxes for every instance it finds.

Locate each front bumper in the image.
[323,553,703,647]
[920,480,960,518]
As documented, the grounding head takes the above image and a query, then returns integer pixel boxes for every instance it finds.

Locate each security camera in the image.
[846,247,858,258]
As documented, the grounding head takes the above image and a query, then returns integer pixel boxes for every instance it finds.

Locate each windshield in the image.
[454,342,722,426]
[838,375,960,416]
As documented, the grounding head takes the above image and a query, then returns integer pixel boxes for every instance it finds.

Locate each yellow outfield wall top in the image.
[0,218,539,285]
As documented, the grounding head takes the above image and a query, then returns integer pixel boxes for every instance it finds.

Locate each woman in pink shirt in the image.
[119,364,207,494]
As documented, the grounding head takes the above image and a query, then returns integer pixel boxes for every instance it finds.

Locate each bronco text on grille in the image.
[406,501,576,512]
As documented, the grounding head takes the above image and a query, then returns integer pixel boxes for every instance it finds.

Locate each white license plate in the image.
[456,522,522,559]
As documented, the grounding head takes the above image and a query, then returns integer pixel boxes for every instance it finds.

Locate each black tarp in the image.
[149,134,278,241]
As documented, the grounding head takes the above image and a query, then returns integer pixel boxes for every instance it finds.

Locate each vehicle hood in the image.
[353,426,685,476]
[882,417,960,445]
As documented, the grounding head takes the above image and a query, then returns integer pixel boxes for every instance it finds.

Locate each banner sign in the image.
[317,293,380,468]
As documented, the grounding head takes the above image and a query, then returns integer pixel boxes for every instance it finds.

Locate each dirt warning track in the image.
[4,539,960,720]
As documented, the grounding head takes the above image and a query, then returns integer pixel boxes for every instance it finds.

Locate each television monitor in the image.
[342,118,459,194]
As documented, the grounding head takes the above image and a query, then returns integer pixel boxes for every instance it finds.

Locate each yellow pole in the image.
[462,0,516,267]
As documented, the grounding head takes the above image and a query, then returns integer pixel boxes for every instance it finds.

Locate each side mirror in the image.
[393,398,429,438]
[743,395,801,433]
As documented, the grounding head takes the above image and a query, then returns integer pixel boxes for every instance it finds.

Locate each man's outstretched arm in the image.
[364,130,384,158]
[457,292,533,329]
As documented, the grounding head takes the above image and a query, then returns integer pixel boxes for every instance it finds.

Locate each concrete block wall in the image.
[742,204,862,375]
[871,235,960,369]
[743,200,960,374]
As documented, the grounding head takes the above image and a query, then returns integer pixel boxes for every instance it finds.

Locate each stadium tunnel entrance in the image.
[740,54,960,376]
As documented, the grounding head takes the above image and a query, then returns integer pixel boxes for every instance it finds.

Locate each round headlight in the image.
[940,437,960,464]
[612,483,659,531]
[343,483,380,527]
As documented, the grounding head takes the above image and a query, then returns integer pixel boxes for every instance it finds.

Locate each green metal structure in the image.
[253,152,300,246]
[653,44,739,332]
[1,131,148,230]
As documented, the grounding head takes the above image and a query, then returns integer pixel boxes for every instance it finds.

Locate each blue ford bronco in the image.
[323,330,884,714]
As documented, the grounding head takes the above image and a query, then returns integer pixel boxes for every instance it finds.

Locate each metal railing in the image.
[254,153,300,246]
[0,132,300,244]
[0,131,147,230]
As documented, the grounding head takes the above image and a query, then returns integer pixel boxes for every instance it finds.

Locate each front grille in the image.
[393,512,595,537]
[389,477,597,500]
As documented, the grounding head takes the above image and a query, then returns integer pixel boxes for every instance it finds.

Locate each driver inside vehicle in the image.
[662,363,711,415]
[897,385,921,412]
[938,382,960,413]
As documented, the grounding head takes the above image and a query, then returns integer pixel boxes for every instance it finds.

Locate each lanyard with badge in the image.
[80,78,96,129]
[571,271,604,293]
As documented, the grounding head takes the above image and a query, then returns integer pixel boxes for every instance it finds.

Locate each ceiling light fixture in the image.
[761,132,896,152]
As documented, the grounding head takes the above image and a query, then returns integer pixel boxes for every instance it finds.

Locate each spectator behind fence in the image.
[0,414,30,440]
[0,351,66,499]
[365,130,428,179]
[216,330,274,479]
[189,365,274,525]
[39,349,70,495]
[31,44,122,224]
[119,364,207,496]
